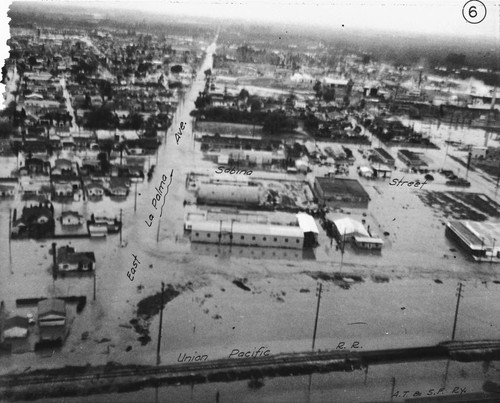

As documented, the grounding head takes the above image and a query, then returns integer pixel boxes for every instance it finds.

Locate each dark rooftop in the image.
[374,147,395,160]
[315,177,369,198]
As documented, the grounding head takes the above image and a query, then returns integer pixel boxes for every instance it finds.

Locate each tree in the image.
[323,88,335,102]
[84,108,116,130]
[128,113,144,131]
[194,93,211,109]
[0,119,14,138]
[262,111,297,134]
[170,65,183,74]
[28,55,38,68]
[239,88,250,100]
[250,99,262,112]
[313,81,322,99]
[1,101,17,121]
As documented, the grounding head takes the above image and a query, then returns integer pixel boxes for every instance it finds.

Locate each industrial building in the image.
[446,220,500,261]
[372,164,393,179]
[189,213,319,250]
[398,149,426,168]
[371,148,395,166]
[331,217,383,250]
[296,212,319,247]
[196,183,263,207]
[314,177,370,209]
[190,220,304,249]
[332,217,369,240]
[37,298,67,342]
[353,236,384,250]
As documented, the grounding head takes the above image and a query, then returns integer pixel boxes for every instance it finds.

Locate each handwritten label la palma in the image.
[145,169,174,227]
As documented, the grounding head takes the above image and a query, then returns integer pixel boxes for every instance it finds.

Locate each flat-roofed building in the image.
[296,212,319,247]
[372,148,395,166]
[398,149,425,168]
[190,220,304,249]
[353,236,384,251]
[197,183,262,207]
[314,177,370,209]
[446,220,500,261]
[38,298,66,342]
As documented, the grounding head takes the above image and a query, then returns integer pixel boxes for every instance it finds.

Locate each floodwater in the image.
[28,360,500,402]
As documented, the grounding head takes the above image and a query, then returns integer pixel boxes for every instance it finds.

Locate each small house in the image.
[3,316,30,339]
[60,211,83,226]
[332,217,370,242]
[38,299,66,342]
[87,183,105,197]
[57,245,96,271]
[353,236,384,251]
[0,184,15,197]
[54,182,74,197]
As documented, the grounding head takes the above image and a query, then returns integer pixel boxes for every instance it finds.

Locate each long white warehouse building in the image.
[190,220,304,249]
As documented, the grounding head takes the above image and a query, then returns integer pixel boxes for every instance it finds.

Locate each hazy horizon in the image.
[7,0,499,42]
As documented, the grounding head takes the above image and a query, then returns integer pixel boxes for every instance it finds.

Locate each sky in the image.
[4,0,500,38]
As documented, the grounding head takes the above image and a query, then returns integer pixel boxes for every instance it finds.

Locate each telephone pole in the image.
[156,281,165,365]
[8,208,13,273]
[134,182,138,213]
[339,228,346,273]
[156,215,161,243]
[119,208,123,245]
[312,282,322,350]
[451,282,463,340]
[93,267,96,301]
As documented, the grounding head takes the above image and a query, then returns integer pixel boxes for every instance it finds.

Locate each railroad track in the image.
[1,340,500,389]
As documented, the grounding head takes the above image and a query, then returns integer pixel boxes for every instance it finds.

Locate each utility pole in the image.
[451,282,463,340]
[156,214,161,243]
[495,159,500,198]
[134,182,138,213]
[490,238,496,265]
[465,148,472,181]
[230,219,235,248]
[93,267,96,301]
[8,208,13,273]
[156,281,165,365]
[479,237,484,262]
[119,208,123,245]
[390,377,396,402]
[339,228,346,273]
[311,282,322,350]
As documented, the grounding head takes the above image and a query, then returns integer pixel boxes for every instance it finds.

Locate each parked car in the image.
[446,178,470,187]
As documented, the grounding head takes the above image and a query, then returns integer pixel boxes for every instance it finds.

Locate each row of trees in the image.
[191,106,297,135]
[83,107,168,135]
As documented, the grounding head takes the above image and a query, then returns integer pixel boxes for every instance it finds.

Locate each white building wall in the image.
[191,228,303,249]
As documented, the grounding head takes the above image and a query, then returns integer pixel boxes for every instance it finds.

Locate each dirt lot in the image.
[416,191,500,221]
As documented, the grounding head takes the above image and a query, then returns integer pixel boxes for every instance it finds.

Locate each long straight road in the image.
[123,39,216,250]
